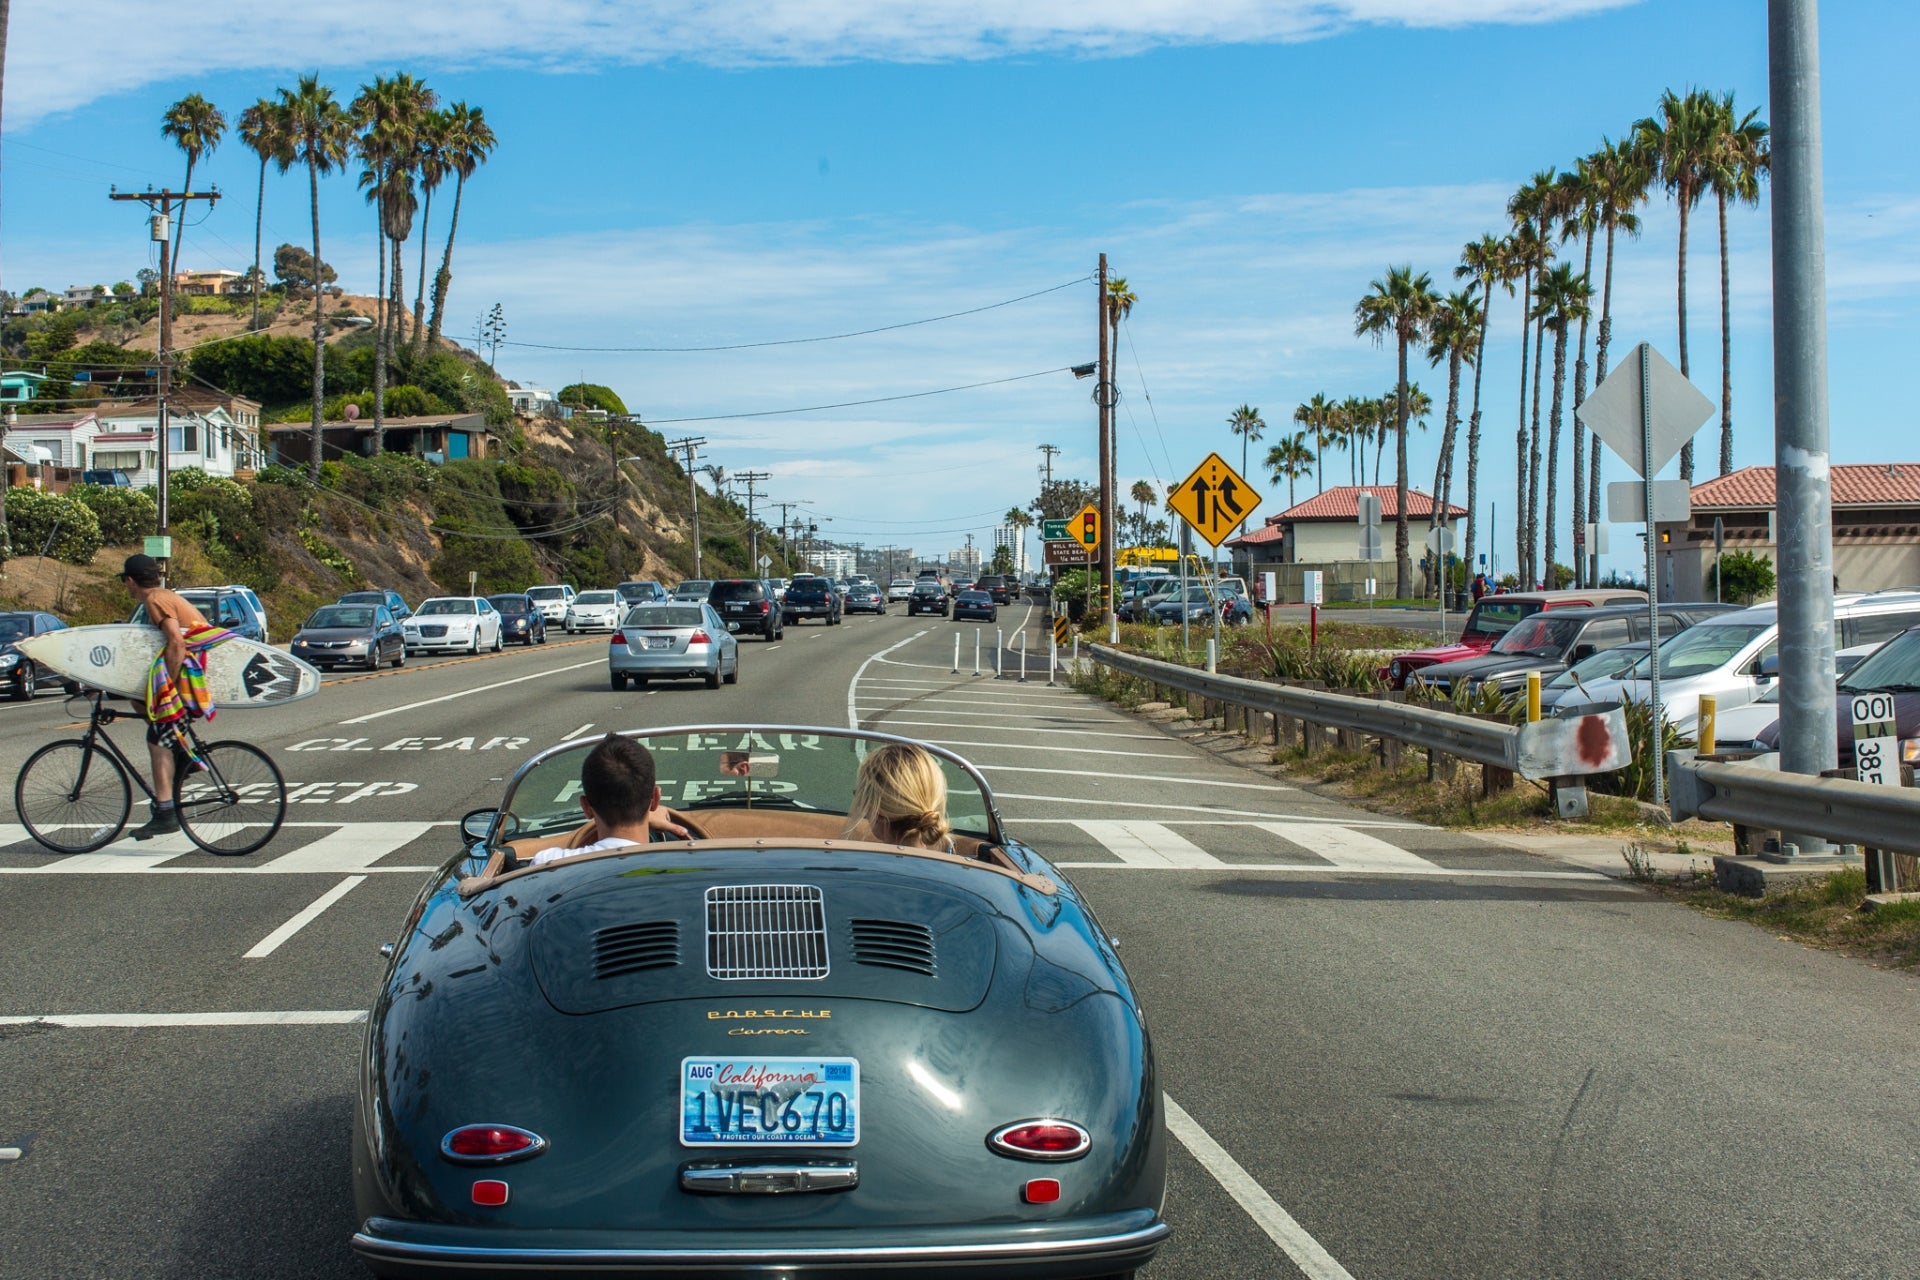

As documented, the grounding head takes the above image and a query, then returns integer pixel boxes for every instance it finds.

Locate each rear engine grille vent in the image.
[594,921,681,980]
[849,919,937,976]
[706,885,830,980]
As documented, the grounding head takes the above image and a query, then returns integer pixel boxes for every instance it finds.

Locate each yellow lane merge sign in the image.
[1073,503,1100,551]
[1170,452,1261,548]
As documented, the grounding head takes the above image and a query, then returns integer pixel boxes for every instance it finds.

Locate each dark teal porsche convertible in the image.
[351,725,1169,1278]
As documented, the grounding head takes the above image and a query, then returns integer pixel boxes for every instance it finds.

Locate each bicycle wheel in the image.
[176,741,287,856]
[15,739,132,853]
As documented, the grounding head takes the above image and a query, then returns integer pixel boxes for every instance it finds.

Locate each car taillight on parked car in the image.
[986,1119,1091,1161]
[442,1124,548,1164]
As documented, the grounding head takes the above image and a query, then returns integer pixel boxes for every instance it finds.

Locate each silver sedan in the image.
[608,602,740,690]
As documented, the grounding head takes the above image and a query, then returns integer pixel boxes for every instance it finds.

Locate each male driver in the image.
[121,554,210,839]
[531,734,689,866]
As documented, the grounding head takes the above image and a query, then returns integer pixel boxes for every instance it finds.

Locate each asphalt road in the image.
[3,604,1919,1278]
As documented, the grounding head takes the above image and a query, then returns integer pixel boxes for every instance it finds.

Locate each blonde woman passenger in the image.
[847,743,955,854]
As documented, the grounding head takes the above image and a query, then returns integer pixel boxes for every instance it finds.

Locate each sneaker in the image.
[130,809,181,840]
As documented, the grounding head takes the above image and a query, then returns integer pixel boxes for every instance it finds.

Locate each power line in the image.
[495,276,1090,353]
[646,367,1073,424]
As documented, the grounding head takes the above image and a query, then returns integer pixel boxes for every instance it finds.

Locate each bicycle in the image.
[14,691,288,856]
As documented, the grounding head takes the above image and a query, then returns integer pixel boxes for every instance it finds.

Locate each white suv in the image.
[523,584,575,623]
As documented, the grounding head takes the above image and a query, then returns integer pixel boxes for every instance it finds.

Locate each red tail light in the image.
[442,1124,548,1164]
[689,629,711,644]
[610,631,626,644]
[987,1120,1091,1161]
[759,601,770,614]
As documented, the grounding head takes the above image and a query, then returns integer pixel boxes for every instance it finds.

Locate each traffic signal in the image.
[1081,511,1097,545]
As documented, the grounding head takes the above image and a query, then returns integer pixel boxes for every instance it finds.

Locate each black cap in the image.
[122,553,161,583]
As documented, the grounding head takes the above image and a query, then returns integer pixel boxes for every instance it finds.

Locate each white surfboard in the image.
[14,624,321,708]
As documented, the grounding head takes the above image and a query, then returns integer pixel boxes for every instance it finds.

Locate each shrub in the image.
[1708,551,1777,606]
[168,466,218,494]
[3,489,104,564]
[70,484,157,545]
[254,463,313,490]
[172,479,275,586]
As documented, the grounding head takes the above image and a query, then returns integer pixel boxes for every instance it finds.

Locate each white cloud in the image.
[8,0,1639,127]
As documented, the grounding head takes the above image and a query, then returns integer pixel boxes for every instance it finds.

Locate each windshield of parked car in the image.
[626,605,706,628]
[576,591,617,606]
[0,616,31,641]
[1548,643,1648,689]
[1491,616,1582,657]
[1462,599,1538,640]
[1644,622,1771,681]
[488,595,531,612]
[500,728,995,843]
[525,586,568,601]
[1839,629,1920,693]
[306,606,374,629]
[417,599,477,616]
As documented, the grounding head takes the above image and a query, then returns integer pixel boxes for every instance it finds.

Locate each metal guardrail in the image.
[1667,752,1920,856]
[1087,645,1628,782]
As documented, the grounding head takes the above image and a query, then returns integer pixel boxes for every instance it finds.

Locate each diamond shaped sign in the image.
[1573,342,1715,480]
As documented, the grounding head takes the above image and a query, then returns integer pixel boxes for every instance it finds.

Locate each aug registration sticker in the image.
[681,1057,860,1148]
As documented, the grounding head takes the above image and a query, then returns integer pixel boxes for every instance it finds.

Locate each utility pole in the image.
[1768,0,1839,859]
[668,435,708,577]
[1038,442,1060,501]
[110,187,221,563]
[1095,255,1116,614]
[737,471,771,574]
[772,501,801,567]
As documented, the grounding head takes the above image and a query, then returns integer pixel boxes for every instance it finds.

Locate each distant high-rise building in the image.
[815,549,857,579]
[992,525,1029,578]
[946,546,981,579]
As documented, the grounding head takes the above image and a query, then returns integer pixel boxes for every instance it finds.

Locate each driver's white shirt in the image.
[531,836,639,867]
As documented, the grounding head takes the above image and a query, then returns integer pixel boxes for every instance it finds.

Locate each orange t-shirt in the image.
[143,588,211,636]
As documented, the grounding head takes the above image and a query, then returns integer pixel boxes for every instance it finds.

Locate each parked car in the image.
[564,590,624,633]
[671,579,715,603]
[887,578,916,602]
[351,726,1169,1280]
[130,587,269,645]
[844,581,888,615]
[1412,603,1739,696]
[908,579,951,617]
[1752,626,1920,770]
[614,580,667,607]
[0,611,78,700]
[782,576,842,625]
[608,602,739,689]
[1379,588,1648,689]
[403,597,504,654]
[768,577,790,602]
[1704,642,1887,750]
[1117,577,1180,623]
[953,589,998,622]
[339,589,413,624]
[1149,584,1252,626]
[291,602,406,671]
[523,584,577,624]
[708,579,783,641]
[1538,641,1653,713]
[487,593,548,646]
[80,468,131,487]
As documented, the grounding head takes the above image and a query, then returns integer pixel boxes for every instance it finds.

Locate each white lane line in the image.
[764,645,782,651]
[0,1010,369,1028]
[847,629,931,729]
[1164,1095,1359,1280]
[857,695,1088,710]
[1054,862,1612,880]
[28,832,198,872]
[561,722,598,741]
[244,876,366,958]
[341,660,601,724]
[875,719,1165,739]
[862,706,1118,724]
[263,821,435,873]
[983,765,1295,793]
[914,738,1186,760]
[0,865,436,875]
[1256,821,1440,870]
[996,793,1417,823]
[1074,820,1225,867]
[1018,817,1417,827]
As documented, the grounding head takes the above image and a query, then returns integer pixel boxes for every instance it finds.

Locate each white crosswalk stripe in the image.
[1073,820,1227,868]
[260,822,437,873]
[1253,821,1442,871]
[0,821,442,873]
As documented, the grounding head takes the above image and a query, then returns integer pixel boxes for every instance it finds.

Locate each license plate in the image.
[645,637,673,650]
[681,1057,859,1147]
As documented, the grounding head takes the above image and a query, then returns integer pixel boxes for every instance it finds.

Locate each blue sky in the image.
[4,0,1914,575]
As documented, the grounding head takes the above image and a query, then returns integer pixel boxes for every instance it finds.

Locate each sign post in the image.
[1169,452,1263,662]
[1426,526,1455,644]
[1303,570,1323,649]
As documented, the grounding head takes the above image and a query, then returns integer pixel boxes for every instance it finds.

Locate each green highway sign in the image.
[1041,518,1072,541]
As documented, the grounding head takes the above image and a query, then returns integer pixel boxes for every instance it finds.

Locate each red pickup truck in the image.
[1379,589,1646,689]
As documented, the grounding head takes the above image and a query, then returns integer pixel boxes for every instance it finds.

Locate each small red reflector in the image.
[446,1126,540,1159]
[689,630,711,644]
[1023,1178,1061,1204]
[610,631,625,644]
[472,1179,510,1206]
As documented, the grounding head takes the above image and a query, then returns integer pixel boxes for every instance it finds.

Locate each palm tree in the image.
[1128,480,1154,546]
[1533,263,1592,583]
[1454,234,1503,581]
[1502,212,1552,583]
[161,93,227,272]
[411,108,452,359]
[1586,135,1651,584]
[1106,277,1137,525]
[1636,88,1720,482]
[1426,291,1482,544]
[1225,405,1265,537]
[1002,507,1034,571]
[1559,161,1601,584]
[1265,431,1314,509]
[427,102,498,348]
[1293,394,1337,493]
[1705,92,1769,477]
[236,98,294,336]
[1354,265,1439,598]
[1339,396,1369,486]
[356,76,415,454]
[281,75,356,479]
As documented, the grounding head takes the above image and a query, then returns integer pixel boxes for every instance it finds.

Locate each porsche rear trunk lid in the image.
[531,872,997,1015]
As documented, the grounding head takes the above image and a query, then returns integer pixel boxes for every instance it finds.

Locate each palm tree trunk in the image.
[1514,269,1533,586]
[1717,187,1733,476]
[1463,280,1492,581]
[1591,220,1619,586]
[427,174,464,346]
[1394,339,1411,600]
[1526,313,1546,586]
[390,233,407,365]
[1571,224,1596,585]
[250,156,267,335]
[372,213,387,455]
[1676,183,1694,483]
[308,157,326,480]
[1373,426,1386,487]
[1545,325,1569,583]
[413,186,433,359]
[1433,348,1462,538]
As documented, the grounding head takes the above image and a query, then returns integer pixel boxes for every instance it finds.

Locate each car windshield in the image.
[417,599,476,616]
[525,587,567,601]
[959,591,989,602]
[675,581,713,595]
[488,595,531,612]
[709,581,762,601]
[498,728,995,843]
[306,606,374,628]
[1491,616,1582,657]
[912,583,943,595]
[0,617,31,641]
[627,605,706,628]
[616,582,658,600]
[1839,629,1920,693]
[1462,600,1538,640]
[1548,643,1648,689]
[1645,622,1771,681]
[338,592,383,605]
[577,591,617,605]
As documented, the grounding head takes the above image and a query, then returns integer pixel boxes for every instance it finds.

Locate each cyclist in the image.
[121,554,212,840]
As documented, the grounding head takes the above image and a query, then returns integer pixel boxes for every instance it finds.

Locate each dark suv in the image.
[709,578,783,640]
[974,575,1014,605]
[907,580,950,617]
[782,576,842,626]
